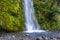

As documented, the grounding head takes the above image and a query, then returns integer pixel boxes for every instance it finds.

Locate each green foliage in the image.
[33,0,60,30]
[0,0,24,31]
[0,0,60,31]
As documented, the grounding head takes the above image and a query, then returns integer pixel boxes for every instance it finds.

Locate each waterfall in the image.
[23,0,40,31]
[23,0,45,33]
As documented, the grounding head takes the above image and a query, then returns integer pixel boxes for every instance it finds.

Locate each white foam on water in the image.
[23,30,46,33]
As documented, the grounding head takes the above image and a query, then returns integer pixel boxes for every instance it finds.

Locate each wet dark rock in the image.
[36,38,40,40]
[57,36,60,40]
[50,37,53,39]
[45,37,48,40]
[54,28,60,32]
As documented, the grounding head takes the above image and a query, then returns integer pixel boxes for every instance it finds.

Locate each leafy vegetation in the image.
[0,0,24,31]
[33,0,60,30]
[0,0,60,31]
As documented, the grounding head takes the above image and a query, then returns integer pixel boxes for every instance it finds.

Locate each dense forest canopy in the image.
[0,0,60,31]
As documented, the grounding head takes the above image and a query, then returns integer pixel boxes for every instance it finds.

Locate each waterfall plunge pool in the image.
[22,30,59,37]
[0,30,59,40]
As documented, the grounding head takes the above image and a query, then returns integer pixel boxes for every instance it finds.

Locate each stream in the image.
[0,30,60,40]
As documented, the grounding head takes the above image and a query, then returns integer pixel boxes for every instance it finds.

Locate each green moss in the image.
[33,0,60,30]
[0,0,24,31]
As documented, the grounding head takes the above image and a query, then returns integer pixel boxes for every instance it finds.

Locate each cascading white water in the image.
[23,0,45,33]
[23,0,40,31]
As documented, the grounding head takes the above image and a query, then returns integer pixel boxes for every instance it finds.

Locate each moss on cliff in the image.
[0,0,24,31]
[33,0,60,30]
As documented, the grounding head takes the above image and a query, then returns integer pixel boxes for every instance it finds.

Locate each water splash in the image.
[24,30,46,33]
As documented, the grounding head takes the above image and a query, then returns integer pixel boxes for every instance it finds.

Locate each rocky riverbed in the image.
[0,31,60,40]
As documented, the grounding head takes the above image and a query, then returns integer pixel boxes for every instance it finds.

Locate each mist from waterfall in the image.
[23,0,40,31]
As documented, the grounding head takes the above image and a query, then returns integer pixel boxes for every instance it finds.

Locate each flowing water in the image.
[23,0,40,32]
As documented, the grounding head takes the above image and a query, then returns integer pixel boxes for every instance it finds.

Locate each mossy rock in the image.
[0,0,24,31]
